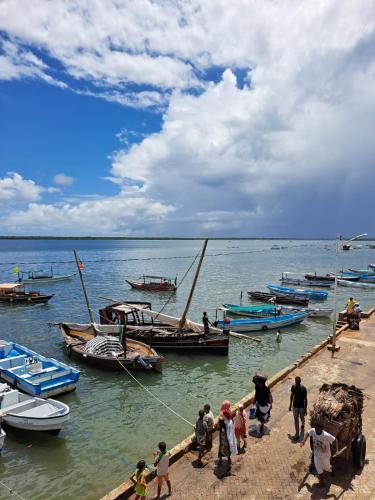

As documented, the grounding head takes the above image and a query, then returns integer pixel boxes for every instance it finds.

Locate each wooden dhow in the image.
[0,283,53,304]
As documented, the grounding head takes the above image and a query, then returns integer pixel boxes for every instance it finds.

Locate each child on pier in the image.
[234,404,247,451]
[130,460,148,500]
[153,441,172,499]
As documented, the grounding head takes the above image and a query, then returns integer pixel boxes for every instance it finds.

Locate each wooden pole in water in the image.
[73,249,95,326]
[179,239,208,329]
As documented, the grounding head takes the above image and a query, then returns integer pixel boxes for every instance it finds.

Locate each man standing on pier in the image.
[289,376,307,440]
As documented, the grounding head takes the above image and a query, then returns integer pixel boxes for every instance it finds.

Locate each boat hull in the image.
[3,411,69,433]
[267,284,328,301]
[19,274,75,284]
[337,280,375,289]
[126,280,176,292]
[247,291,309,306]
[0,428,5,449]
[0,294,53,304]
[281,278,331,288]
[125,329,229,354]
[216,313,307,332]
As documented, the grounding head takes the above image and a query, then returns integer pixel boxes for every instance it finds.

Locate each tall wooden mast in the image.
[179,239,208,330]
[73,249,95,327]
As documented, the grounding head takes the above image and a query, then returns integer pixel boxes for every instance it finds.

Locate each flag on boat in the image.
[10,266,20,274]
[78,261,85,270]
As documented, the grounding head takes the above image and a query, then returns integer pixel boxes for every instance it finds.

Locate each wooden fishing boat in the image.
[215,311,308,332]
[0,283,53,304]
[0,341,80,398]
[17,269,75,283]
[126,275,177,292]
[99,302,229,354]
[280,272,332,288]
[0,382,69,434]
[59,323,163,372]
[100,240,229,355]
[267,284,328,301]
[247,291,309,306]
[305,273,335,282]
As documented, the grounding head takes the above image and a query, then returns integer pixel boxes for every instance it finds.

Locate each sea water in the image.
[0,239,374,499]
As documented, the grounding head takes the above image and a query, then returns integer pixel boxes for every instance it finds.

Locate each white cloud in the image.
[53,173,76,187]
[0,172,45,203]
[1,190,175,235]
[0,1,374,235]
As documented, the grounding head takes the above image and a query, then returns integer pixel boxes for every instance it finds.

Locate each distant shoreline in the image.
[0,236,370,241]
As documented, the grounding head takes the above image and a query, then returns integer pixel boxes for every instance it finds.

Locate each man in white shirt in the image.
[301,424,338,486]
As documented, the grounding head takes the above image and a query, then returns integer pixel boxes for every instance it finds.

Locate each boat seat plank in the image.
[17,403,55,418]
[1,399,37,412]
[0,354,27,368]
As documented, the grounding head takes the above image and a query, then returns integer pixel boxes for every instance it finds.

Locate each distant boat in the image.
[17,269,75,283]
[0,283,53,304]
[0,341,80,398]
[348,268,375,275]
[126,275,177,292]
[224,303,332,318]
[59,323,163,372]
[280,272,332,288]
[337,280,375,290]
[247,291,309,306]
[305,273,335,282]
[342,244,352,251]
[0,382,69,434]
[215,311,308,332]
[267,284,328,301]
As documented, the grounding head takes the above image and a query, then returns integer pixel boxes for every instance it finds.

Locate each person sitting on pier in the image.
[253,374,273,435]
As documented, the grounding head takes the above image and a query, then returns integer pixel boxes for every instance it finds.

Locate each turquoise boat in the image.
[0,341,80,398]
[216,311,308,332]
[267,284,328,301]
[223,303,279,317]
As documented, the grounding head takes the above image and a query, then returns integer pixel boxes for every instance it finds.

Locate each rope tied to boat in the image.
[116,358,195,428]
[0,480,28,500]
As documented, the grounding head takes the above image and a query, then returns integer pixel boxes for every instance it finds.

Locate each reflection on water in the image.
[0,239,374,499]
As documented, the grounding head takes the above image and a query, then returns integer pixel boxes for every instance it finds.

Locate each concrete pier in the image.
[103,308,375,499]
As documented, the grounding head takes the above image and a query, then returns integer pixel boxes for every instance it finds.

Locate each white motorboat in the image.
[0,383,69,434]
[0,425,5,450]
[280,306,333,318]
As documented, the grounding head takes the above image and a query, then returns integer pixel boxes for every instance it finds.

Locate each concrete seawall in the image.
[102,308,373,500]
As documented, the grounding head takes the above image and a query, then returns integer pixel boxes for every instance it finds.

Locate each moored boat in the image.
[0,341,80,398]
[16,268,75,283]
[267,284,328,301]
[99,302,229,355]
[348,268,375,275]
[223,303,279,317]
[59,323,163,372]
[0,382,69,434]
[247,291,309,306]
[280,273,332,288]
[215,311,308,332]
[126,275,177,292]
[305,273,335,282]
[337,280,375,290]
[0,283,53,304]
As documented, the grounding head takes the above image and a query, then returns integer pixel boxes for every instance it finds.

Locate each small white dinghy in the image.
[0,383,69,434]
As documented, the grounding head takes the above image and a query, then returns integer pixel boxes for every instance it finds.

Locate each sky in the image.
[0,0,374,237]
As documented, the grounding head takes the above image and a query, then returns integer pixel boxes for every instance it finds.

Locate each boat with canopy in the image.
[0,283,53,304]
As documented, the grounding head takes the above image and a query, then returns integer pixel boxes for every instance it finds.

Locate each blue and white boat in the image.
[216,311,308,332]
[267,284,328,301]
[0,341,80,398]
[337,280,375,290]
[223,303,279,317]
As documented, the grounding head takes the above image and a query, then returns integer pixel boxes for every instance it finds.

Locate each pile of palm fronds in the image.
[310,383,363,442]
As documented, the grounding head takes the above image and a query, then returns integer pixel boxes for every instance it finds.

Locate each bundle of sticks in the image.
[310,383,363,442]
